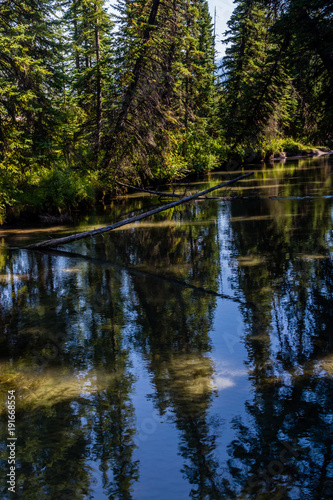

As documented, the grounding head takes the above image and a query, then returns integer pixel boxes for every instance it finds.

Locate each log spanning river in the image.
[1,156,333,499]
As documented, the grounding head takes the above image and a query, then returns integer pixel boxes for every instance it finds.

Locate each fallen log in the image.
[116,180,233,200]
[24,171,254,249]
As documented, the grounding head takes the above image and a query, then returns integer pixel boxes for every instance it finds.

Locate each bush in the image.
[0,160,99,224]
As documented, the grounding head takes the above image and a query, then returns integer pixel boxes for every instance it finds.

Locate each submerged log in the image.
[24,171,254,249]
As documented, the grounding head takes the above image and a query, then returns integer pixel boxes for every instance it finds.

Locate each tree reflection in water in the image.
[97,200,226,499]
[0,251,139,499]
[0,159,333,498]
[224,192,333,499]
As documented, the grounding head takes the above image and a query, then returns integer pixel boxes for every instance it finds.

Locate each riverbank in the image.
[1,142,332,227]
[270,147,333,161]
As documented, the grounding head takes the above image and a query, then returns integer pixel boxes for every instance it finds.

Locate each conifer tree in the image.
[102,0,184,181]
[102,0,218,181]
[222,0,333,150]
[176,0,218,170]
[0,0,64,169]
[222,0,271,141]
[63,0,114,165]
[266,0,333,143]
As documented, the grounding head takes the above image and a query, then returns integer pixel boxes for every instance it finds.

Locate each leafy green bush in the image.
[34,167,98,212]
[169,127,227,175]
[0,158,99,223]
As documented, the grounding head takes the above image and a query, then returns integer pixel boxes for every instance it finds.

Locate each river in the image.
[0,156,333,499]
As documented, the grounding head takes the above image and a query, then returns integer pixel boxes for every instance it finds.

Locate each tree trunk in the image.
[24,172,254,249]
[103,0,161,170]
[74,1,80,70]
[94,2,102,159]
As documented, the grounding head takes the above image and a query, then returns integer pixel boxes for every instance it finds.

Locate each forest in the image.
[1,2,333,497]
[0,0,333,223]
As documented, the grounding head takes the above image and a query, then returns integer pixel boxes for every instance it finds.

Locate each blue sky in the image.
[207,0,234,56]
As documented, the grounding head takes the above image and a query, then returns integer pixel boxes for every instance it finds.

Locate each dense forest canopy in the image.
[0,0,332,221]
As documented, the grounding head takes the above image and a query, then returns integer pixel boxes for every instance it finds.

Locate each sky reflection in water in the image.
[1,157,333,499]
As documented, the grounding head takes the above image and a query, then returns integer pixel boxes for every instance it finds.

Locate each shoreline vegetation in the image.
[1,0,333,225]
[1,145,332,228]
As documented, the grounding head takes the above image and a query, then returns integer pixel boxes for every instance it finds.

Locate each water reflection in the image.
[0,253,139,498]
[99,203,225,498]
[224,177,333,498]
[0,158,333,499]
[147,352,224,499]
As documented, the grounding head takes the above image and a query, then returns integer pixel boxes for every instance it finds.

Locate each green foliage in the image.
[25,166,98,212]
[175,126,227,172]
[220,0,296,146]
[63,0,114,163]
[0,0,65,164]
[101,0,219,182]
[1,0,333,223]
[258,138,296,159]
[221,0,333,153]
[0,157,98,221]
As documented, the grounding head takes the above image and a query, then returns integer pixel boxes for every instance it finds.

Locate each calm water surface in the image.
[1,157,333,499]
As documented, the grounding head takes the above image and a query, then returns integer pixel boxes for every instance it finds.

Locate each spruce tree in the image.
[102,0,218,182]
[177,0,219,170]
[221,0,271,141]
[267,0,333,143]
[222,0,333,150]
[63,0,114,166]
[102,0,184,182]
[0,0,64,169]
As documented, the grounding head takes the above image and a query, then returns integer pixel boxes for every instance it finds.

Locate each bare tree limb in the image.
[116,180,238,200]
[116,181,186,198]
[24,172,254,249]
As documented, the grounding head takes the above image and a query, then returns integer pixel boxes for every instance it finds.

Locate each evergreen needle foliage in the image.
[0,0,332,222]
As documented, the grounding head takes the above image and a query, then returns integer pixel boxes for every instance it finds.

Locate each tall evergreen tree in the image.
[267,0,333,143]
[177,0,218,170]
[221,0,292,146]
[63,0,114,166]
[222,0,333,151]
[102,0,177,182]
[0,0,64,169]
[102,0,218,182]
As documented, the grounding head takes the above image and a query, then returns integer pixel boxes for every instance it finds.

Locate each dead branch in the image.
[24,171,254,250]
[117,180,235,200]
[116,181,185,198]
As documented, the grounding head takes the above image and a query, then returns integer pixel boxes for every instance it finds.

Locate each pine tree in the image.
[221,0,333,150]
[268,0,333,143]
[0,0,64,169]
[174,0,219,170]
[221,0,271,141]
[102,0,185,182]
[63,0,114,165]
[102,0,218,182]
